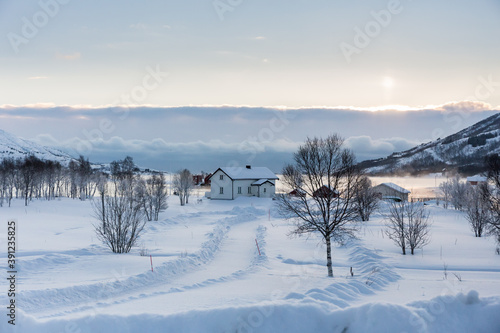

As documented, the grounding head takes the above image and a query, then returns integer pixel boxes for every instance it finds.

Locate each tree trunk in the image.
[101,191,106,234]
[326,236,333,277]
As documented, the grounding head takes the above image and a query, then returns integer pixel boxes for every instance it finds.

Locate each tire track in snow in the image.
[50,224,270,318]
[18,207,267,317]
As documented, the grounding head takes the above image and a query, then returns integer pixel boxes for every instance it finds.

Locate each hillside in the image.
[0,129,75,165]
[359,112,500,175]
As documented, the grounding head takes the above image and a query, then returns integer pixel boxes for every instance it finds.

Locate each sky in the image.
[0,0,499,171]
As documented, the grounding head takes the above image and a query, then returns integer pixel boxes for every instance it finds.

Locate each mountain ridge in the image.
[0,129,76,165]
[358,112,500,175]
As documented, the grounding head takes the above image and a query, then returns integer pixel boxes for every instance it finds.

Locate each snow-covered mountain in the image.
[0,129,75,165]
[359,112,500,175]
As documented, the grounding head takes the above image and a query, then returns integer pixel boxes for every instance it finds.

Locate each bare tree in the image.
[385,201,408,255]
[276,134,362,277]
[92,178,146,254]
[150,173,168,220]
[464,184,491,237]
[0,158,16,207]
[406,202,431,255]
[173,169,193,206]
[19,155,41,206]
[439,179,452,209]
[450,176,468,210]
[95,171,109,233]
[484,154,500,244]
[385,201,431,255]
[135,173,168,221]
[354,175,379,221]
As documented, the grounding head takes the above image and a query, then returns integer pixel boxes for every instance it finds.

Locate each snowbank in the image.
[5,291,499,333]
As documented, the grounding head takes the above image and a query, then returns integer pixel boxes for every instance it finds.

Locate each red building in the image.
[312,185,339,199]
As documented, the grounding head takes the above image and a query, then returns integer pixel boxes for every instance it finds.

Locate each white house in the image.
[373,182,411,202]
[207,165,279,200]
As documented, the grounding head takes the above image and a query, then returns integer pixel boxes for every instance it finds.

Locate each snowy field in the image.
[1,190,500,332]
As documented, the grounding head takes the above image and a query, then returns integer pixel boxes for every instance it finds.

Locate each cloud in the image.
[129,23,148,30]
[34,134,298,156]
[3,103,498,171]
[56,52,81,61]
[345,136,420,161]
[30,134,298,171]
[436,101,493,113]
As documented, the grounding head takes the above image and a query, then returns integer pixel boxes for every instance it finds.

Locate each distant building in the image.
[204,173,212,186]
[206,165,278,200]
[192,174,204,186]
[289,189,306,197]
[373,182,410,202]
[312,185,339,199]
[466,175,487,186]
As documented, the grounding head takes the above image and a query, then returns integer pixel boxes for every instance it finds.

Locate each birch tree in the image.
[276,134,362,277]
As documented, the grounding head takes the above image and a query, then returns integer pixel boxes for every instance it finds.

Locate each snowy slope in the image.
[0,129,75,165]
[360,112,500,175]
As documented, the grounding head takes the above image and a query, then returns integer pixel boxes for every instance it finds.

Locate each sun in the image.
[382,77,395,89]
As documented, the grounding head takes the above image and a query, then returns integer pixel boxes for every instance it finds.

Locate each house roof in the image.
[467,175,487,183]
[252,178,274,186]
[214,166,279,180]
[376,182,410,194]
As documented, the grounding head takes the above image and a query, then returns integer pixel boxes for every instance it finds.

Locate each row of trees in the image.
[0,155,96,207]
[439,154,500,246]
[0,154,171,254]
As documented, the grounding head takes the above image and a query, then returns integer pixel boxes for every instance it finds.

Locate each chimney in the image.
[246,165,251,169]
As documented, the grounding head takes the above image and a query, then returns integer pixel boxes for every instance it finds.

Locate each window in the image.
[248,187,252,194]
[219,187,224,194]
[238,187,242,194]
[264,188,267,193]
[219,174,223,180]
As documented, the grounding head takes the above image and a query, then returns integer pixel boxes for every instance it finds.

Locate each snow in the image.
[252,178,272,186]
[217,166,279,180]
[1,189,500,332]
[375,182,411,194]
[467,175,487,183]
[0,129,74,165]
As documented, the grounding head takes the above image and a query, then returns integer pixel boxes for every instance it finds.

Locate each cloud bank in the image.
[1,102,497,172]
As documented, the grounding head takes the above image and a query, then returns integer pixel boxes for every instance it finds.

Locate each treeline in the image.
[439,154,500,251]
[0,155,168,221]
[0,155,95,207]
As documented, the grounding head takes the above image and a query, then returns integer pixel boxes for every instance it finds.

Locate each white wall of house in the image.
[209,170,233,200]
[253,182,275,198]
[232,179,257,199]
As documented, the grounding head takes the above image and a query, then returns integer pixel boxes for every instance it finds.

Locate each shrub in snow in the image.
[92,177,146,254]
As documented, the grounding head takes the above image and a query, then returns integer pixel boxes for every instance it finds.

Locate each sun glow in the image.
[382,77,395,89]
